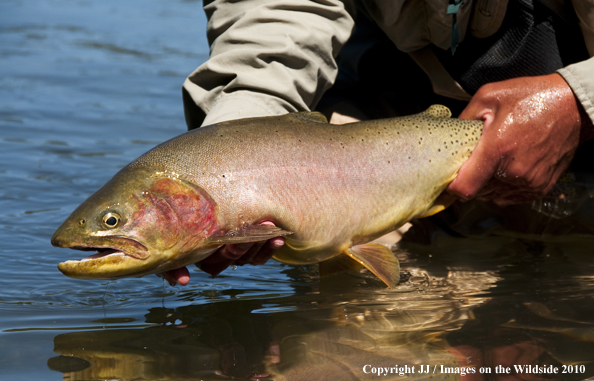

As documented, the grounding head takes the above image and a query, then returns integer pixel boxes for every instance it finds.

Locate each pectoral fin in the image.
[206,224,293,244]
[417,193,456,218]
[344,243,400,288]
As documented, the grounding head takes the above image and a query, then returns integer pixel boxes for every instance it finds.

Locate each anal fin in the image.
[344,243,400,288]
[205,224,293,245]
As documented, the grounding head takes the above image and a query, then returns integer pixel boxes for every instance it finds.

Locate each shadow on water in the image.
[44,235,594,380]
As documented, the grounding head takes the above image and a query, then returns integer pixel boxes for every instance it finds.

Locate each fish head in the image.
[52,167,221,279]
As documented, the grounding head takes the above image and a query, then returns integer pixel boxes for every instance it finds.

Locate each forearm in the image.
[183,0,355,128]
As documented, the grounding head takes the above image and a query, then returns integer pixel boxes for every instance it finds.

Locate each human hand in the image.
[160,221,285,286]
[447,73,593,206]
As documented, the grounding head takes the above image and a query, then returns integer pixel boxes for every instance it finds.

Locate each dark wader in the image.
[318,0,588,119]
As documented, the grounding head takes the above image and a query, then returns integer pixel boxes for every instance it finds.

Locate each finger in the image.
[475,179,516,204]
[160,266,191,286]
[491,189,542,206]
[447,138,499,200]
[474,178,503,199]
[237,220,282,265]
[234,241,266,266]
[448,110,495,200]
[251,237,285,265]
[480,179,539,205]
[198,242,254,277]
[448,110,499,200]
[482,187,514,205]
[492,195,532,206]
[458,95,495,121]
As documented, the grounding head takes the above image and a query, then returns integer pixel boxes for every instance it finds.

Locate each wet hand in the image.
[447,73,593,206]
[160,221,285,286]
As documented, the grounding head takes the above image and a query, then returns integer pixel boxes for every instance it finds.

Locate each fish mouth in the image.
[56,238,152,279]
[63,247,132,263]
[53,235,149,260]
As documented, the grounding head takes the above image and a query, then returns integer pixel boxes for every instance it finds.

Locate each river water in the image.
[3,1,594,380]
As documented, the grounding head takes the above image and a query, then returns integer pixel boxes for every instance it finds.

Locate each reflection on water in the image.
[41,236,594,380]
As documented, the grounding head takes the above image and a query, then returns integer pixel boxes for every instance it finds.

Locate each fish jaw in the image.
[53,236,221,280]
[58,249,151,280]
[53,234,157,279]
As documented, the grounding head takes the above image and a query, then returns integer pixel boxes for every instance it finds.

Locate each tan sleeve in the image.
[558,56,594,125]
[555,2,594,124]
[183,0,355,128]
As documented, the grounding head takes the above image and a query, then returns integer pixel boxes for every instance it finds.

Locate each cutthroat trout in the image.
[51,105,483,287]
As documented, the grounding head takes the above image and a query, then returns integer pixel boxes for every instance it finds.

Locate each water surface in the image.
[3,1,594,380]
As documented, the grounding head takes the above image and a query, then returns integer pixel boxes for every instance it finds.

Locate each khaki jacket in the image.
[183,0,594,127]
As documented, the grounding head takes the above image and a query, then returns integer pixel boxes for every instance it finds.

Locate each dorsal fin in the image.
[294,111,328,123]
[421,105,452,119]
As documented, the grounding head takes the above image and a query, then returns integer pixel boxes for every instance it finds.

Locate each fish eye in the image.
[101,212,121,229]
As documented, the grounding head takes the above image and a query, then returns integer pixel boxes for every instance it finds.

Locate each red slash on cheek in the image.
[128,192,181,250]
[128,178,219,253]
[150,178,219,240]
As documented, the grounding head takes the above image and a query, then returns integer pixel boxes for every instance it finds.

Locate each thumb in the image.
[447,111,497,200]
